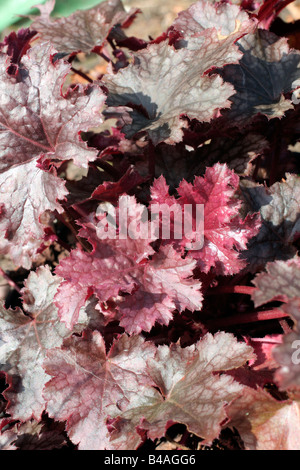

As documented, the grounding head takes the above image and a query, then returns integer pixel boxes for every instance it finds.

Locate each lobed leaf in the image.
[240,174,300,272]
[111,332,254,445]
[104,35,242,145]
[227,386,300,450]
[151,163,261,275]
[220,29,300,123]
[43,331,156,450]
[0,42,105,267]
[171,0,256,40]
[55,199,202,333]
[0,267,72,420]
[29,0,139,54]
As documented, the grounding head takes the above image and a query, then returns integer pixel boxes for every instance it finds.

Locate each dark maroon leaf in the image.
[92,165,147,203]
[240,174,300,272]
[0,28,37,75]
[220,30,300,123]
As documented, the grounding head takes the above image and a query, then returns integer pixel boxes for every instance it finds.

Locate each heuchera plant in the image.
[0,0,300,451]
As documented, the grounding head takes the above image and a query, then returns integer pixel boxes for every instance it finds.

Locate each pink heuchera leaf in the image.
[0,160,67,269]
[249,257,300,390]
[106,417,147,450]
[0,42,105,267]
[251,257,300,390]
[252,257,300,307]
[55,196,157,329]
[118,245,203,334]
[150,163,261,275]
[43,331,156,450]
[244,335,282,380]
[272,297,300,390]
[29,0,139,54]
[227,386,300,450]
[0,266,72,420]
[55,196,202,333]
[0,42,105,169]
[111,332,254,445]
[171,0,257,40]
[104,33,242,145]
